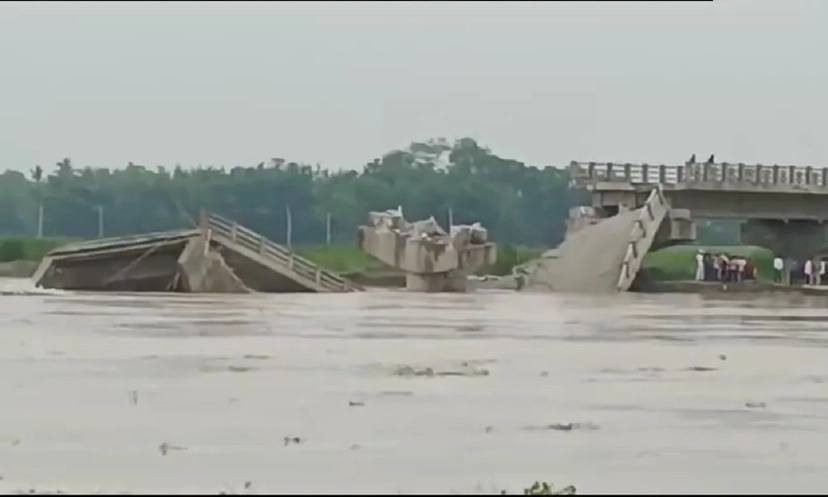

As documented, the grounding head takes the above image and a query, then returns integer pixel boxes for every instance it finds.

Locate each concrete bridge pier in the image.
[358,211,496,293]
[740,219,828,260]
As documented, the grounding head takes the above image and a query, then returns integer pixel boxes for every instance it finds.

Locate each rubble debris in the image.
[359,208,496,292]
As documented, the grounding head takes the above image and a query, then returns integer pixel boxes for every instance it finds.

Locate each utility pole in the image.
[37,204,43,238]
[326,211,332,245]
[448,206,454,230]
[285,205,293,249]
[96,205,104,238]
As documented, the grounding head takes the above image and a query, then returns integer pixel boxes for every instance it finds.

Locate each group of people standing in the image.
[693,250,828,285]
[694,250,757,282]
[774,256,827,285]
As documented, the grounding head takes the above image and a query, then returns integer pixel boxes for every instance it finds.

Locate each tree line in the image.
[0,138,587,247]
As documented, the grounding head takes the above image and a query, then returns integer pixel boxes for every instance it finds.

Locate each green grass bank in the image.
[643,245,775,281]
[0,237,78,263]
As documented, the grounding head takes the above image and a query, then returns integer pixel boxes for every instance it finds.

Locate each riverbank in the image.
[643,245,775,282]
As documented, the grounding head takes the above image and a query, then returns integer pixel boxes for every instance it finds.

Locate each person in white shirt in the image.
[821,259,827,286]
[695,250,705,281]
[773,256,784,283]
[804,259,813,285]
[735,257,747,282]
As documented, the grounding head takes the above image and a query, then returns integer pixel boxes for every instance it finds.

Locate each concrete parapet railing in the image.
[202,212,363,292]
[569,161,828,188]
[616,185,669,292]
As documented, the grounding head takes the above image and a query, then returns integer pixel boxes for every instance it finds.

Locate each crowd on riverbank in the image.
[694,250,827,285]
[694,251,758,282]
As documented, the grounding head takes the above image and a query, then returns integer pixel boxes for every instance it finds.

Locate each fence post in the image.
[285,205,293,249]
[326,212,331,245]
[96,205,104,238]
[37,203,44,238]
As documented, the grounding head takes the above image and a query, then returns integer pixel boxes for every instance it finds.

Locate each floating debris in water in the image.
[523,481,577,495]
[227,365,256,373]
[524,423,599,432]
[158,442,187,456]
[686,366,717,372]
[283,436,303,446]
[392,364,489,378]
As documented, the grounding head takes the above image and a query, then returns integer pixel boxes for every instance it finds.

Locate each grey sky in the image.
[1,0,826,173]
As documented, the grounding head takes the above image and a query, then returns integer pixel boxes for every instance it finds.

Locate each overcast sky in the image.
[0,0,826,173]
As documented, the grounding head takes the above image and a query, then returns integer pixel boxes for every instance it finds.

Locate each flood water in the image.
[2,277,828,494]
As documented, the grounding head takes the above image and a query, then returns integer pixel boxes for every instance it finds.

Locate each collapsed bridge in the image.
[32,212,363,293]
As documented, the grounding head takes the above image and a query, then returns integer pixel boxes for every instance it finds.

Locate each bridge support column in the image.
[405,270,468,292]
[740,220,828,259]
[358,217,497,293]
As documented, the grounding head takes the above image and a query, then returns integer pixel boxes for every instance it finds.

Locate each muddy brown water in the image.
[2,278,828,494]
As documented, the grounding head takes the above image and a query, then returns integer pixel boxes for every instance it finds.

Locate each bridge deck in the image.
[570,161,828,194]
[522,186,666,293]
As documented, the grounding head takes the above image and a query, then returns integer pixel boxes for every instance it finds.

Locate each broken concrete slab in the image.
[358,209,496,292]
[31,212,362,294]
[175,236,250,293]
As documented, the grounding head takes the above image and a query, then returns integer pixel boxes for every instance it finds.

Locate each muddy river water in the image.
[2,277,828,494]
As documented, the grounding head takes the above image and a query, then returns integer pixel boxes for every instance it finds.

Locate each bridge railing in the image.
[202,211,362,292]
[616,184,668,292]
[569,161,828,188]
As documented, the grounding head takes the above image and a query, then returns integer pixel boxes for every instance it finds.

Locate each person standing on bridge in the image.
[773,256,784,283]
[695,249,705,281]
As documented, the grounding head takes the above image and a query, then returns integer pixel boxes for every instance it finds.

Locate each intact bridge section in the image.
[570,160,828,260]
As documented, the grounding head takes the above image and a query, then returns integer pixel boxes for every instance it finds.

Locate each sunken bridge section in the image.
[32,212,363,293]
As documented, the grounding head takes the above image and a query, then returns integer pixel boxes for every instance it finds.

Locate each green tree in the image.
[0,138,577,246]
